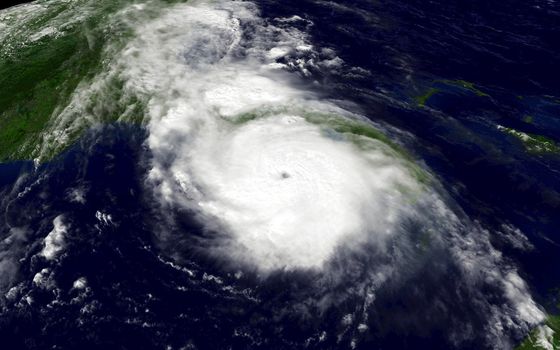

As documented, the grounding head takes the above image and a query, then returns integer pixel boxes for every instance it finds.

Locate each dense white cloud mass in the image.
[114,2,420,270]
[41,215,67,261]
[72,277,87,290]
[187,115,417,270]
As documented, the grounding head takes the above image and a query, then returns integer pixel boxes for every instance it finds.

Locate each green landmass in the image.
[414,79,489,107]
[227,107,430,184]
[0,0,118,161]
[229,108,396,149]
[516,316,560,350]
[441,79,489,97]
[497,125,560,154]
[517,289,560,349]
[0,26,104,160]
[304,111,431,184]
[415,87,440,107]
[0,0,174,162]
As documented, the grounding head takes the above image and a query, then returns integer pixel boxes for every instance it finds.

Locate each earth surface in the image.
[1,1,560,349]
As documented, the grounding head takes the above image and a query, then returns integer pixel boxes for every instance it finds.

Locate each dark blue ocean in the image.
[1,1,559,349]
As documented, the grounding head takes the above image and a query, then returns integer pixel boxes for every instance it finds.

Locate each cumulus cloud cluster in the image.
[40,215,67,261]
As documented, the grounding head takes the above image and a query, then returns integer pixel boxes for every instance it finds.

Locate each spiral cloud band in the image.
[35,0,544,346]
[113,1,420,271]
[0,0,553,347]
[187,114,419,270]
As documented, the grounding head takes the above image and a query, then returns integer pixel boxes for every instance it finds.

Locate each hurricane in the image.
[1,0,559,349]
